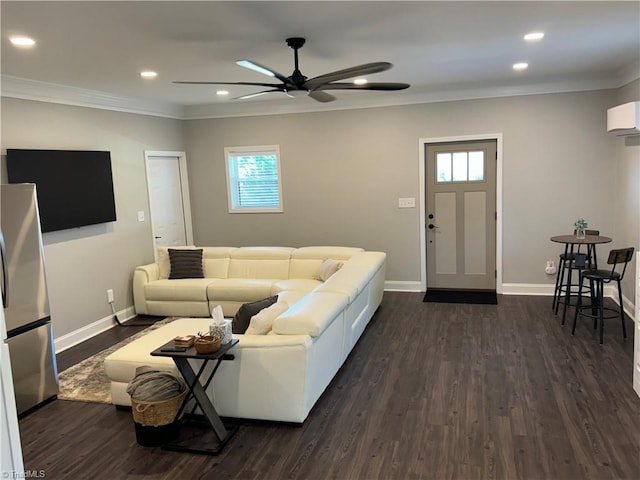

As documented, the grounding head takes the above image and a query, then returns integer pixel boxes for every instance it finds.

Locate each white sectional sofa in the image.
[106,246,386,423]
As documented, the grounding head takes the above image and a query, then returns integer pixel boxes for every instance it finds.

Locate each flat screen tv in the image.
[6,149,117,233]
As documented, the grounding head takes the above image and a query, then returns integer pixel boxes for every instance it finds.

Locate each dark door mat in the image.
[423,289,498,305]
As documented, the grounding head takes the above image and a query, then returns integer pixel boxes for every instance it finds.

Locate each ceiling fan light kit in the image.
[174,37,410,103]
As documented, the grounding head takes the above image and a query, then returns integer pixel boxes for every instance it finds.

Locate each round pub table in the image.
[550,234,612,324]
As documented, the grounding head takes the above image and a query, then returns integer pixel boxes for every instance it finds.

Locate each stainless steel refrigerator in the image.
[1,183,58,415]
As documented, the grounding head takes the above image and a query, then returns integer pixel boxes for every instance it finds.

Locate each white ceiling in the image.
[1,1,639,119]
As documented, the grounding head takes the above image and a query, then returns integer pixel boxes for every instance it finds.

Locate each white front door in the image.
[144,151,193,253]
[425,140,497,290]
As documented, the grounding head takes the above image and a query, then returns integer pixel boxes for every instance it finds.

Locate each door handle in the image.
[154,236,162,239]
[428,224,438,230]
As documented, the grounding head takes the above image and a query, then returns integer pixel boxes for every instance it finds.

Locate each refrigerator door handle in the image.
[0,230,7,307]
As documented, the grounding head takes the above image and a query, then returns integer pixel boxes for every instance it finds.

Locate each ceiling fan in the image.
[174,37,410,103]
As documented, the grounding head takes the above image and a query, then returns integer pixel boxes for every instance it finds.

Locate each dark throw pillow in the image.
[168,248,204,279]
[233,295,278,334]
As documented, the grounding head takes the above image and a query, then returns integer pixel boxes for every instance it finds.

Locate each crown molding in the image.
[1,75,184,119]
[181,77,622,119]
[2,74,635,121]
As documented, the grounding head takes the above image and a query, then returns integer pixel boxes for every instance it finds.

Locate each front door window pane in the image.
[452,152,467,181]
[468,151,485,181]
[437,153,452,182]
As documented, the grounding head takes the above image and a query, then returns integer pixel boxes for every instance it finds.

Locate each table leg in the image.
[164,357,238,455]
[561,243,576,324]
[553,243,570,311]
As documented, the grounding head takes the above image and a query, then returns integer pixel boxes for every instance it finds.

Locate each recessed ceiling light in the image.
[10,36,35,47]
[353,78,368,85]
[140,71,157,79]
[513,62,529,71]
[524,32,545,42]
[216,90,229,96]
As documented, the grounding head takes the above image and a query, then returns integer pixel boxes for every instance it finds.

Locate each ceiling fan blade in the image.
[316,82,410,91]
[236,60,290,84]
[234,88,286,100]
[307,91,336,103]
[304,62,392,90]
[173,81,283,88]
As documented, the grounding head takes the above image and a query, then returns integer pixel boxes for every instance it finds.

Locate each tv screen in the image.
[6,149,117,233]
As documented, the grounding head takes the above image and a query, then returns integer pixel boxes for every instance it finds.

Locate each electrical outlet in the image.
[107,289,114,303]
[545,260,556,275]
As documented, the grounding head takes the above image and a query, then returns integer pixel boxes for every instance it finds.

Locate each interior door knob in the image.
[428,224,436,229]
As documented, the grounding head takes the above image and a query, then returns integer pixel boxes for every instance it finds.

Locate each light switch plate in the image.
[137,211,145,222]
[398,197,416,208]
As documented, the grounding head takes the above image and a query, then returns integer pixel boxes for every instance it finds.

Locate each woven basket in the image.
[131,389,188,427]
[194,335,222,354]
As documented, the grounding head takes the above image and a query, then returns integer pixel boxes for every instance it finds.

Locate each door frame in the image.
[418,134,503,293]
[144,150,194,259]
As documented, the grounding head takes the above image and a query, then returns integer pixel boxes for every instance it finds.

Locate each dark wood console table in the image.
[150,339,239,455]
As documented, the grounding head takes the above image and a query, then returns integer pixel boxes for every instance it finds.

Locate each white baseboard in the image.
[384,280,423,292]
[54,306,136,353]
[501,283,555,296]
[386,281,636,323]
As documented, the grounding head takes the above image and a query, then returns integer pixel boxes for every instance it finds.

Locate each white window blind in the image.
[224,146,283,213]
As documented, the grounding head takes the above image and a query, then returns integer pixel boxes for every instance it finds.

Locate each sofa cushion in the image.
[207,278,276,303]
[271,279,322,294]
[157,246,196,279]
[313,264,375,302]
[272,292,348,337]
[288,246,364,279]
[233,295,278,334]
[201,247,236,278]
[318,259,343,281]
[228,247,294,280]
[145,279,213,301]
[245,301,290,335]
[104,318,213,384]
[169,248,204,279]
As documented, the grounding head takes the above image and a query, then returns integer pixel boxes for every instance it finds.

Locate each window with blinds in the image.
[224,146,283,213]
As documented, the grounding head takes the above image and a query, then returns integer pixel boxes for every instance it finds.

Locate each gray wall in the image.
[1,98,184,338]
[1,84,637,342]
[184,89,623,287]
[614,79,640,302]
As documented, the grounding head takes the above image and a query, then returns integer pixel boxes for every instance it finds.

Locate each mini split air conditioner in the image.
[607,101,640,136]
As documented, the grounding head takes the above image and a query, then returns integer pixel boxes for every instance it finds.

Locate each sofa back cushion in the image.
[202,247,235,278]
[289,246,364,279]
[228,247,294,279]
[272,292,348,337]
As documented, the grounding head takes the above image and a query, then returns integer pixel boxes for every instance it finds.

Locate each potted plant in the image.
[574,218,588,239]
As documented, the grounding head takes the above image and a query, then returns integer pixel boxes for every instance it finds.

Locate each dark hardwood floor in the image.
[18,293,640,480]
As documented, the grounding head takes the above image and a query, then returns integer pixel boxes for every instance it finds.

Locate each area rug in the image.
[57,317,175,404]
[423,289,498,305]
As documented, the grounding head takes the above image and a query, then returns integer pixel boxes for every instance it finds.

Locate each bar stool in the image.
[572,247,635,344]
[553,229,599,324]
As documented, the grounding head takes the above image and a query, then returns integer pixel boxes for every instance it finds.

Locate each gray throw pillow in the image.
[168,248,204,279]
[233,295,278,334]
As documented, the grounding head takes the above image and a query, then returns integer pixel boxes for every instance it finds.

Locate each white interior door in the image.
[426,140,497,290]
[144,151,193,254]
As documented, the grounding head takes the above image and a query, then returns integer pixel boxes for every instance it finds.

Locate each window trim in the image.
[224,145,284,214]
